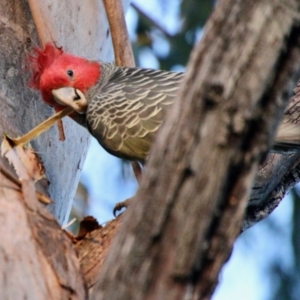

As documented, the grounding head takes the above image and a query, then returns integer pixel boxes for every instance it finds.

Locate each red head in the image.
[29,43,101,110]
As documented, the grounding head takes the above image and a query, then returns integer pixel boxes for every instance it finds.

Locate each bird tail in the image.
[274,122,300,152]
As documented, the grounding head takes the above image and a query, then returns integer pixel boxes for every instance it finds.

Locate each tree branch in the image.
[131,2,173,38]
[103,0,135,67]
[27,0,66,141]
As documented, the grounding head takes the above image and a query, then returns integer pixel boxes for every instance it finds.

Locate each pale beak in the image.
[52,87,88,114]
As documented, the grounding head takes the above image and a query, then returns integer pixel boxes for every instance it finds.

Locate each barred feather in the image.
[85,63,183,162]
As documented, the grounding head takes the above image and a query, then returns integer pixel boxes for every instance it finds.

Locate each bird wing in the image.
[86,65,184,161]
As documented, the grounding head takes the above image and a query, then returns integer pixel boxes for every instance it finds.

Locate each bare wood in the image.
[27,0,58,46]
[8,107,73,147]
[103,0,135,67]
[91,1,300,299]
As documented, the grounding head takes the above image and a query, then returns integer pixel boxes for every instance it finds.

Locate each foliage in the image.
[132,0,215,70]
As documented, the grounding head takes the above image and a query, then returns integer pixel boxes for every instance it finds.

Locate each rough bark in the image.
[91,1,300,299]
[0,160,86,299]
[74,217,122,294]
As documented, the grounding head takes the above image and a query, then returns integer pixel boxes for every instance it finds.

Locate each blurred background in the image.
[69,1,300,299]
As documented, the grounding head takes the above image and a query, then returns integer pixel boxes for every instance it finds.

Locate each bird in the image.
[29,44,300,161]
[29,43,182,163]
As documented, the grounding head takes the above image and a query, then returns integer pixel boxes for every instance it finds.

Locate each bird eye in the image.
[67,70,74,77]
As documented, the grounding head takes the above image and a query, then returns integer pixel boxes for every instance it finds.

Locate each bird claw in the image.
[112,164,143,217]
[113,198,133,217]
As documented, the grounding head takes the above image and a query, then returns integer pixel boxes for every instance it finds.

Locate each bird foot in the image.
[113,197,133,217]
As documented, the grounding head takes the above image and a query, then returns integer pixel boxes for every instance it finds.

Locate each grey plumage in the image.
[85,63,183,162]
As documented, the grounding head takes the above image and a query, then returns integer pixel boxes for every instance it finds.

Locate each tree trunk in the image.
[2,0,300,299]
[0,0,128,298]
[91,1,300,299]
